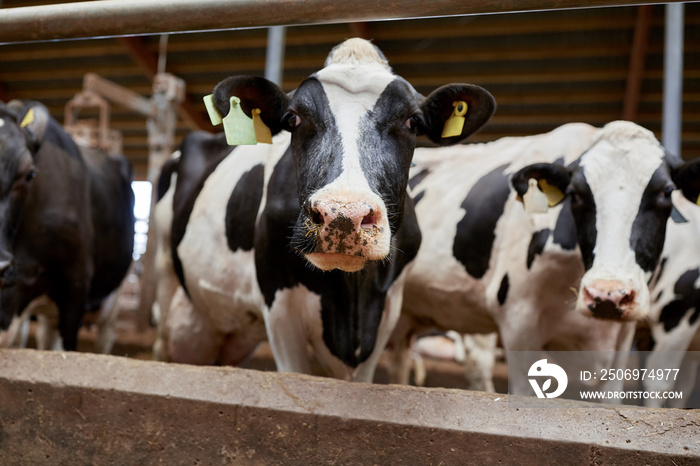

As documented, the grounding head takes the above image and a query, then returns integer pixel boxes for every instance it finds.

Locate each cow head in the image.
[211,38,495,272]
[512,121,700,321]
[0,101,47,286]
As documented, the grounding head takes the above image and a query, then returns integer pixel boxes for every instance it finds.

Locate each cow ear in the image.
[9,100,49,151]
[670,157,700,205]
[511,163,571,209]
[419,84,496,146]
[212,76,290,136]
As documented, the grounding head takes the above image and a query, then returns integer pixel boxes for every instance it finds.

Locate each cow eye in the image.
[283,111,301,129]
[25,169,36,183]
[663,184,675,198]
[405,115,421,132]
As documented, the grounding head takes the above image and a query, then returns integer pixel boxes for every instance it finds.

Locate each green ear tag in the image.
[539,179,565,207]
[252,108,272,144]
[222,96,257,146]
[523,178,549,214]
[203,94,223,126]
[441,101,468,138]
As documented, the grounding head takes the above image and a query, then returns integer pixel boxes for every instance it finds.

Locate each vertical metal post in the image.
[265,26,287,86]
[662,3,684,157]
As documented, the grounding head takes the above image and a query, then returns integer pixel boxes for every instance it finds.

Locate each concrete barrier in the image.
[0,349,698,465]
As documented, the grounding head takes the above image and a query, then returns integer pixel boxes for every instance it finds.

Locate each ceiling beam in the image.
[117,36,214,132]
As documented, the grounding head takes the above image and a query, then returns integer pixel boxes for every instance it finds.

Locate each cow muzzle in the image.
[301,197,391,272]
[578,279,640,321]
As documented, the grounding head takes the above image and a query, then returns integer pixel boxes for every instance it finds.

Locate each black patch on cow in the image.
[659,268,700,332]
[568,169,597,270]
[527,229,551,269]
[497,274,509,305]
[453,164,510,278]
[287,78,344,205]
[649,257,668,288]
[630,166,674,273]
[413,190,425,205]
[156,157,179,202]
[171,132,230,293]
[409,168,430,191]
[552,199,578,251]
[655,290,664,303]
[358,79,420,234]
[225,164,264,252]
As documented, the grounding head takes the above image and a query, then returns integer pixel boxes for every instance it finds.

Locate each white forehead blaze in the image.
[581,121,664,275]
[0,119,5,128]
[314,39,396,195]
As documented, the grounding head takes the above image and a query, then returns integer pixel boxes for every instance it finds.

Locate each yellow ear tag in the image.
[203,94,223,126]
[441,101,468,138]
[20,108,35,128]
[252,108,272,144]
[696,194,700,207]
[523,178,549,214]
[222,96,257,146]
[538,179,565,207]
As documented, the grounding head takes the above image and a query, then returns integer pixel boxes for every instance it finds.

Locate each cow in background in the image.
[0,100,135,351]
[155,38,495,381]
[393,121,700,394]
[639,192,700,407]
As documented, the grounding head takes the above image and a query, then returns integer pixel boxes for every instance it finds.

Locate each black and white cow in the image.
[393,121,700,394]
[155,38,495,381]
[639,194,700,407]
[0,100,135,351]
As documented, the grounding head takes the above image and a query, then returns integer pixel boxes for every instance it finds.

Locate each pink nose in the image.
[311,199,380,233]
[582,280,636,319]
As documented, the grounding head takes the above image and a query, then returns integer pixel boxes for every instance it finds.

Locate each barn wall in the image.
[0,349,697,464]
[1,2,699,179]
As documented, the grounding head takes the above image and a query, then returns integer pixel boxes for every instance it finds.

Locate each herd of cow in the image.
[1,38,699,408]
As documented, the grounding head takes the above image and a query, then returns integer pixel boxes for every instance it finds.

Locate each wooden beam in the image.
[623,5,652,121]
[117,36,214,132]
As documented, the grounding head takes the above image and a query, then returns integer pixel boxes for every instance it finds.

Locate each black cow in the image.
[0,100,135,351]
[154,38,495,381]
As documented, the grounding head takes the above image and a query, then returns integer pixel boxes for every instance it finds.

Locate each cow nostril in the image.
[619,290,636,307]
[361,213,377,229]
[310,210,324,226]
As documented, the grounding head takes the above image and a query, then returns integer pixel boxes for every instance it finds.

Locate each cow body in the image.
[0,100,135,351]
[395,121,700,394]
[157,38,495,381]
[641,193,700,407]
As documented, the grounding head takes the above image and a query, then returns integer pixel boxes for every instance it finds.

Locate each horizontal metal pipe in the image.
[0,0,690,44]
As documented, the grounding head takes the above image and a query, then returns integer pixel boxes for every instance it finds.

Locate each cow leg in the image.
[33,296,62,351]
[461,332,498,392]
[166,286,223,365]
[386,314,416,385]
[667,355,697,409]
[93,291,120,354]
[264,286,316,375]
[498,316,544,396]
[0,303,34,349]
[219,334,260,366]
